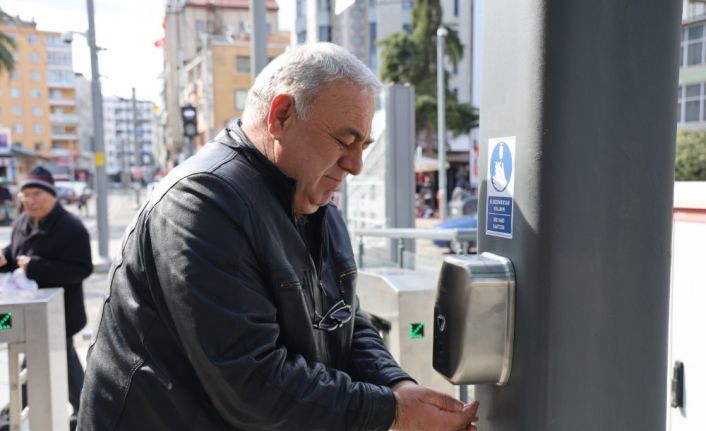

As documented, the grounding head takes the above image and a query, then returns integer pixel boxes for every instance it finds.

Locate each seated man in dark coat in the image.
[0,165,93,427]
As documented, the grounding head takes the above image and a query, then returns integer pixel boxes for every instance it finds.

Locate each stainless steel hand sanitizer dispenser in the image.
[433,252,516,385]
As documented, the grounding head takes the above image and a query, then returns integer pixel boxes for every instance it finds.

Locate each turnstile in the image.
[0,288,68,431]
[357,268,457,396]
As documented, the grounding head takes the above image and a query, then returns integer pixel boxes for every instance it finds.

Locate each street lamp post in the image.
[86,0,111,271]
[437,26,448,221]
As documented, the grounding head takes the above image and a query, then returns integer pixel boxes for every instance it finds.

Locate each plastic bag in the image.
[1,268,38,292]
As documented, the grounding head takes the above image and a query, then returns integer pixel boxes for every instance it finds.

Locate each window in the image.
[47,51,72,67]
[11,107,21,116]
[31,89,41,99]
[684,23,705,66]
[29,52,40,63]
[236,55,251,73]
[12,124,23,134]
[10,71,19,80]
[45,35,63,47]
[48,70,75,84]
[318,0,330,12]
[35,142,44,151]
[318,25,331,42]
[30,71,41,81]
[402,23,413,35]
[676,82,706,123]
[403,0,413,10]
[34,124,44,134]
[684,83,701,122]
[31,107,43,117]
[28,34,38,44]
[454,0,460,17]
[10,88,20,98]
[297,30,307,44]
[235,90,248,110]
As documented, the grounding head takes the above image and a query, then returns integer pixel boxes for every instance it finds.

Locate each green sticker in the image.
[0,312,12,330]
[409,322,424,339]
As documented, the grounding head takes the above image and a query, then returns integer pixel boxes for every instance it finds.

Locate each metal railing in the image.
[354,227,477,269]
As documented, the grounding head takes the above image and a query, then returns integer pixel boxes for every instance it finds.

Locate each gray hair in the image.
[244,42,381,120]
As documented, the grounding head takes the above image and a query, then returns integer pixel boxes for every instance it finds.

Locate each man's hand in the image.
[391,380,479,431]
[17,255,31,272]
[0,252,6,267]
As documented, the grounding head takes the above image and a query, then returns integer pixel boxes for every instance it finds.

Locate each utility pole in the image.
[250,0,267,79]
[121,136,129,190]
[87,0,110,271]
[437,26,448,221]
[132,87,141,207]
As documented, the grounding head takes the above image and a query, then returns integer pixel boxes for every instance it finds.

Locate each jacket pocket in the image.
[270,271,320,359]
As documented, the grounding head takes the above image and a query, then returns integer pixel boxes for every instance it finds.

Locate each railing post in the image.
[398,238,405,268]
[358,236,365,269]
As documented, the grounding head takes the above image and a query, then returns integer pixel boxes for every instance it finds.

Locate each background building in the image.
[45,30,79,181]
[0,17,54,181]
[678,0,706,130]
[292,0,472,105]
[182,31,289,149]
[103,95,157,183]
[74,72,94,182]
[163,0,280,164]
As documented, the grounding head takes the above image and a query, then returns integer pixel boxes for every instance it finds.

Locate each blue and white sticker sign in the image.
[486,136,516,238]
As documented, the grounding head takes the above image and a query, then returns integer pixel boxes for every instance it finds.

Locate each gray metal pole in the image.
[475,0,682,430]
[132,87,141,207]
[436,26,448,221]
[87,0,111,271]
[384,84,416,264]
[250,0,267,79]
[132,88,138,174]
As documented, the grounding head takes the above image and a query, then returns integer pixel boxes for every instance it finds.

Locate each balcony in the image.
[48,97,76,107]
[50,114,79,124]
[47,81,76,89]
[51,132,79,141]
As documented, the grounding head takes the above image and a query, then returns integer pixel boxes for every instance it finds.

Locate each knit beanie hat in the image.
[21,166,56,196]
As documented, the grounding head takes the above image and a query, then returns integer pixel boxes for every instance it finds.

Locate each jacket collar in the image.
[216,122,299,219]
[21,202,63,235]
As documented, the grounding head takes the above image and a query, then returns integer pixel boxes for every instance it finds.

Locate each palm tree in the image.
[379,0,477,138]
[0,8,17,74]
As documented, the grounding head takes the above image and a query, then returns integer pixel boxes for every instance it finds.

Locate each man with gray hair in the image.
[79,43,478,430]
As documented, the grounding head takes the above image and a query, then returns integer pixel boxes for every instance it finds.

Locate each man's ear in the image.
[267,94,296,139]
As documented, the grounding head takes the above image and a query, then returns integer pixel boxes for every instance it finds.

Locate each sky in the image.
[0,0,293,102]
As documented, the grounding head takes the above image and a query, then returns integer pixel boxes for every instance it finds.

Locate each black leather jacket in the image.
[78,127,411,430]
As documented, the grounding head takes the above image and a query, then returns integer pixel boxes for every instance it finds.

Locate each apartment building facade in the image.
[103,96,156,182]
[0,17,82,182]
[182,31,289,149]
[293,0,473,106]
[678,0,706,130]
[163,0,280,162]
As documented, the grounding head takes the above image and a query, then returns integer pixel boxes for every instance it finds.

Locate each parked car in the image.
[433,213,479,254]
[55,181,92,205]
